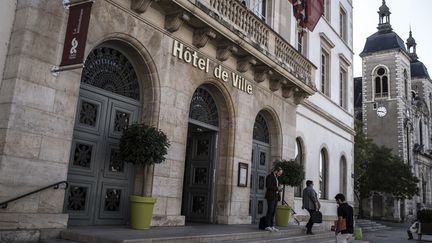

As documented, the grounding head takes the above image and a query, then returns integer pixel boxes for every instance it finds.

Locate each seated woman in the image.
[407,221,419,240]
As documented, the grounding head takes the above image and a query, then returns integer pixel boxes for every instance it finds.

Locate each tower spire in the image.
[406,27,418,61]
[377,0,392,32]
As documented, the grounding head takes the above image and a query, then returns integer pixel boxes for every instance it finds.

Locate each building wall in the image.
[294,104,354,214]
[0,0,71,237]
[361,51,411,158]
[293,0,354,224]
[0,0,354,240]
[0,0,16,88]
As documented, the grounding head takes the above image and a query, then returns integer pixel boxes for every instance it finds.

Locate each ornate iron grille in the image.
[114,111,130,132]
[81,47,140,100]
[104,188,121,211]
[253,113,269,143]
[73,143,93,168]
[189,88,219,127]
[109,148,124,172]
[79,101,98,127]
[67,186,87,211]
[193,167,208,185]
[192,195,206,215]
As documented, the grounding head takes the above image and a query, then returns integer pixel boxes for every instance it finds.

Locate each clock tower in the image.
[359,0,412,163]
[358,0,414,221]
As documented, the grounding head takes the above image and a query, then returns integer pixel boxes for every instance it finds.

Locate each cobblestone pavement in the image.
[363,221,432,243]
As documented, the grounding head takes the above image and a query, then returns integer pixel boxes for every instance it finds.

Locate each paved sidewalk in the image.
[363,221,432,243]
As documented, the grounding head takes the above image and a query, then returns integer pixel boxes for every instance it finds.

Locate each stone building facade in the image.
[0,0,353,241]
[355,0,432,221]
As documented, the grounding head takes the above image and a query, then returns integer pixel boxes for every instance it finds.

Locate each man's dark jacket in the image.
[265,173,279,200]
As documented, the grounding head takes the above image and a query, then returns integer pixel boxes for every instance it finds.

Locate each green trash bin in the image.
[354,227,363,240]
[275,205,291,226]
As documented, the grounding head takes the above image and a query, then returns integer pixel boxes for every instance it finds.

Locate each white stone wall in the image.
[293,0,354,224]
[0,0,16,86]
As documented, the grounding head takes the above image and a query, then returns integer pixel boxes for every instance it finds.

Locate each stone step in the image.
[356,219,390,233]
[43,239,81,243]
[60,226,324,243]
[222,232,336,243]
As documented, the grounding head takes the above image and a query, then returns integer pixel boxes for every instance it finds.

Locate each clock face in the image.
[376,106,387,117]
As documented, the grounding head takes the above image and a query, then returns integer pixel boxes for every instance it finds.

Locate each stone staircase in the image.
[356,219,389,232]
[43,225,338,243]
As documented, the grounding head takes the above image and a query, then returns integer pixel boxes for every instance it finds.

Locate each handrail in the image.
[0,181,68,209]
[282,199,300,225]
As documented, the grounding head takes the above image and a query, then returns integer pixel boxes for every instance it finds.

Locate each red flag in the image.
[304,0,324,31]
[288,0,323,31]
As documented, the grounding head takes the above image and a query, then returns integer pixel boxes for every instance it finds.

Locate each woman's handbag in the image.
[311,210,322,223]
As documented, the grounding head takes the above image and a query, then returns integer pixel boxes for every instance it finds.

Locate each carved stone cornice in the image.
[294,90,308,104]
[254,66,273,83]
[131,0,158,13]
[193,28,217,48]
[237,56,256,73]
[269,78,286,92]
[164,11,191,33]
[216,43,238,61]
[282,85,297,99]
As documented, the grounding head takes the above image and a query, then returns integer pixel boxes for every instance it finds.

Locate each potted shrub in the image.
[273,159,305,226]
[119,124,170,229]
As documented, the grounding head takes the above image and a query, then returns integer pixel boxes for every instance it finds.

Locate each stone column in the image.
[0,1,80,241]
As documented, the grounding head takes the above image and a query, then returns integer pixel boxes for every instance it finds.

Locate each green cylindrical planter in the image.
[354,227,363,240]
[275,205,291,226]
[129,196,157,230]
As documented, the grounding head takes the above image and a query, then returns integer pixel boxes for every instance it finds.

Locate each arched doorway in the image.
[182,87,219,223]
[65,46,142,225]
[250,113,271,223]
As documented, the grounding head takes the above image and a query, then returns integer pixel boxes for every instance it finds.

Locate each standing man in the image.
[264,166,283,232]
[302,180,320,234]
[334,193,354,243]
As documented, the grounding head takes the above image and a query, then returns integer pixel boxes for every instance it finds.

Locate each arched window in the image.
[319,149,328,199]
[294,138,304,197]
[404,69,409,98]
[340,156,347,197]
[81,47,140,100]
[253,113,270,143]
[374,67,389,99]
[189,87,219,127]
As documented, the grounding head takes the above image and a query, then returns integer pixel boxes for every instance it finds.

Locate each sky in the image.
[353,0,432,77]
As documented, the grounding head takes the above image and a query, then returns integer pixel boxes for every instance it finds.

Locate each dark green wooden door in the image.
[182,129,216,223]
[65,85,140,225]
[250,142,270,223]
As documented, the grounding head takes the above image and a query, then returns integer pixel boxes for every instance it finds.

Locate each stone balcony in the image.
[132,0,317,102]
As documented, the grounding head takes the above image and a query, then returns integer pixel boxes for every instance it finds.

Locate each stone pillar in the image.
[393,199,401,221]
[0,1,80,241]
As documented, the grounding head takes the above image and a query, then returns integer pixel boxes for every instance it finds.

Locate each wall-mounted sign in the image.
[238,162,248,187]
[172,40,253,95]
[59,1,93,68]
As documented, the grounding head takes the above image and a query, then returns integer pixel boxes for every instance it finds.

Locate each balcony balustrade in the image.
[203,0,315,86]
